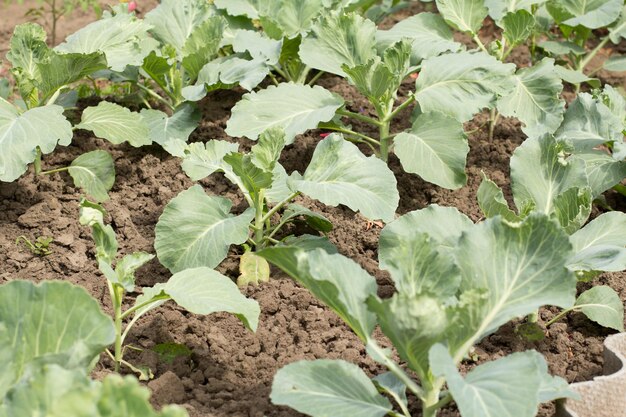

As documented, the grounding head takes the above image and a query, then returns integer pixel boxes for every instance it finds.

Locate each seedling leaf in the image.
[68,150,115,202]
[155,185,255,272]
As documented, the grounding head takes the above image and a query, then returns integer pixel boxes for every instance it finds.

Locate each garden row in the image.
[1,0,626,416]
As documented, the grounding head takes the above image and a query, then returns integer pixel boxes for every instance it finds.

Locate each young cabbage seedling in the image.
[260,207,581,417]
[540,2,626,92]
[0,279,190,416]
[226,9,516,190]
[15,235,53,256]
[155,128,399,286]
[79,198,260,376]
[479,86,626,334]
[1,21,160,195]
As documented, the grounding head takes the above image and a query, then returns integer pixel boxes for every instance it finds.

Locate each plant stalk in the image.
[254,190,266,251]
[34,148,43,175]
[422,388,442,417]
[337,108,383,127]
[39,166,69,175]
[379,120,391,162]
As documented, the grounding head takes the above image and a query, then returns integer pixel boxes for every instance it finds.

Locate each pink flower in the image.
[128,1,137,12]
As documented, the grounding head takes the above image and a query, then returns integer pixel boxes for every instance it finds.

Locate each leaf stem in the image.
[386,94,416,122]
[260,192,300,226]
[39,166,69,175]
[120,295,171,320]
[135,82,175,111]
[579,35,611,72]
[34,147,43,175]
[337,108,383,127]
[545,307,577,327]
[307,70,325,86]
[472,34,489,54]
[321,125,380,146]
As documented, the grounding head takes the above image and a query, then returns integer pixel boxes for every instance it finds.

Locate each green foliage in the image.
[15,235,53,256]
[156,129,398,281]
[79,198,260,374]
[0,280,188,417]
[261,208,580,417]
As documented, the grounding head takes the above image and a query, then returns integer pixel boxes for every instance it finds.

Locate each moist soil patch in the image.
[1,2,626,417]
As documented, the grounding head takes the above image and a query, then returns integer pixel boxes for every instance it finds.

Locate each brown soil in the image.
[1,2,626,417]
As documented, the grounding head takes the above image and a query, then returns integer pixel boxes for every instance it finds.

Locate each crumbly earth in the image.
[1,2,625,417]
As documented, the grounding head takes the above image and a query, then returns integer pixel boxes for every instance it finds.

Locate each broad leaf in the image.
[568,212,626,272]
[165,267,260,332]
[376,13,462,65]
[55,13,156,72]
[226,83,344,144]
[369,294,448,379]
[141,104,201,147]
[0,101,72,182]
[552,186,592,234]
[259,247,377,341]
[37,51,108,101]
[455,214,576,342]
[76,101,151,147]
[155,185,255,272]
[556,0,622,29]
[1,366,189,417]
[510,135,588,214]
[540,40,585,56]
[0,280,115,398]
[266,0,332,37]
[486,0,548,22]
[271,360,393,417]
[430,346,561,417]
[436,0,489,34]
[213,0,265,19]
[555,93,623,150]
[394,112,469,189]
[575,286,624,331]
[379,228,460,299]
[144,0,214,56]
[415,51,515,122]
[251,127,287,172]
[283,204,333,233]
[575,152,626,197]
[380,205,473,260]
[180,140,240,181]
[609,5,626,43]
[477,175,521,222]
[604,55,626,72]
[299,12,377,77]
[497,58,564,137]
[289,134,399,223]
[502,10,536,45]
[68,150,115,202]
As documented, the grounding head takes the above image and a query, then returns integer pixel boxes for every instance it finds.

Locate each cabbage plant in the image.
[0,279,188,416]
[155,128,399,286]
[259,207,580,417]
[479,86,626,332]
[540,1,626,89]
[0,21,163,201]
[79,199,260,375]
[225,7,519,190]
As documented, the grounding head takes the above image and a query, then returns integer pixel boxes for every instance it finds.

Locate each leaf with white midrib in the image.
[155,185,255,273]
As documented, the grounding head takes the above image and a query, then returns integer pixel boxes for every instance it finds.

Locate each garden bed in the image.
[1,1,625,417]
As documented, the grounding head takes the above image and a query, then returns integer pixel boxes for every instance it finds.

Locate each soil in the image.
[1,2,626,417]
